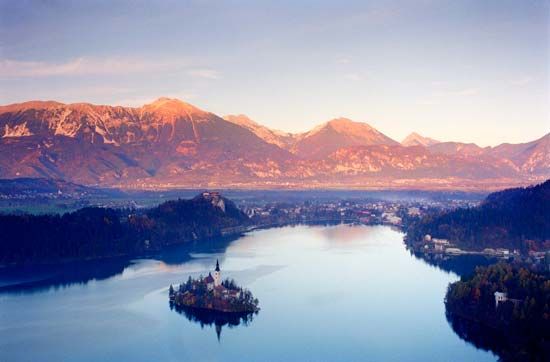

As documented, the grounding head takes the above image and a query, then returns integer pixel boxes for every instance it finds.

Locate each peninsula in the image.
[445,263,550,360]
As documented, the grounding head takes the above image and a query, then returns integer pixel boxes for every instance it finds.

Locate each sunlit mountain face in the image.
[0,98,548,190]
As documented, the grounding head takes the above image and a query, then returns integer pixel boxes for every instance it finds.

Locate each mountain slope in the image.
[428,142,486,156]
[291,118,398,159]
[0,98,292,184]
[402,132,440,147]
[0,191,250,265]
[297,144,519,180]
[223,114,294,149]
[0,98,547,189]
[406,180,550,251]
[487,133,549,175]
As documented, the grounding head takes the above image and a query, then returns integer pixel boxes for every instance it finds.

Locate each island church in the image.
[205,259,222,291]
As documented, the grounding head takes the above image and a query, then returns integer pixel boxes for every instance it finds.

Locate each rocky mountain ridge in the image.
[0,98,547,190]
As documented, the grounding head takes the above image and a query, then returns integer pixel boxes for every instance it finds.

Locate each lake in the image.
[0,224,496,361]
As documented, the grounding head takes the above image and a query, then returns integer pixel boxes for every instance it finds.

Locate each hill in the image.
[406,180,550,252]
[0,191,250,266]
[445,263,550,361]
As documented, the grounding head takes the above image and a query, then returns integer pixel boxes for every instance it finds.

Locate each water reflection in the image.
[445,310,547,361]
[0,225,498,361]
[0,234,240,295]
[0,258,132,294]
[170,302,258,341]
[407,249,498,277]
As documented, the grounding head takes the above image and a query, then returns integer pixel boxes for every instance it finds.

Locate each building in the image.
[496,248,510,256]
[445,248,464,255]
[214,259,221,287]
[204,273,215,291]
[408,207,420,216]
[202,191,220,198]
[494,291,507,307]
[433,238,450,246]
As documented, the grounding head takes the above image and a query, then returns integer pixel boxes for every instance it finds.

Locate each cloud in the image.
[187,68,220,79]
[0,57,193,77]
[450,88,479,96]
[336,55,352,64]
[417,86,479,105]
[417,98,439,106]
[343,73,363,81]
[510,76,533,86]
[428,82,479,96]
[430,81,449,87]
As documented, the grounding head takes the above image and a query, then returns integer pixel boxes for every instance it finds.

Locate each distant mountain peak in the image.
[0,98,548,187]
[327,117,376,132]
[142,97,208,117]
[224,114,294,148]
[293,117,398,158]
[224,114,259,127]
[402,132,440,147]
[306,118,377,137]
[327,117,355,124]
[0,100,66,113]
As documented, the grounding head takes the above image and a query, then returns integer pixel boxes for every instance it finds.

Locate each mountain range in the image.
[0,98,548,190]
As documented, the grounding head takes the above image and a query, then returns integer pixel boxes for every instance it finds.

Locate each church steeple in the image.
[213,259,221,287]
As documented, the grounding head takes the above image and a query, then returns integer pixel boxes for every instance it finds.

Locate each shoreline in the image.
[0,219,389,269]
[170,300,259,314]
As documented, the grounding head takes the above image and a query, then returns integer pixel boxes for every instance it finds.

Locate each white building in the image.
[494,291,507,307]
[445,248,463,255]
[433,238,450,246]
[214,259,221,287]
[205,273,215,291]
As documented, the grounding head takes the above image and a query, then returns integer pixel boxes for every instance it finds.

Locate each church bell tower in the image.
[214,259,221,287]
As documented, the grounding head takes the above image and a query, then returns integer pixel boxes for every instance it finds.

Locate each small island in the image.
[169,260,259,314]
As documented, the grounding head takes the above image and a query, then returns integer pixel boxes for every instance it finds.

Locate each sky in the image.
[0,0,548,146]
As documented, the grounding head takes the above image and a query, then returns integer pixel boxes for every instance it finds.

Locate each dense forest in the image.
[0,193,250,266]
[406,180,550,252]
[445,263,550,361]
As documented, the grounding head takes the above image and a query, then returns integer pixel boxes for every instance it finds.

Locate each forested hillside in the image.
[0,192,249,265]
[406,180,550,252]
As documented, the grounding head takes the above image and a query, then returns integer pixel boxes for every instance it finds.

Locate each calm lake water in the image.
[0,225,496,361]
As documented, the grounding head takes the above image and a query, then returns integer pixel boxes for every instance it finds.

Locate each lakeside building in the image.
[494,292,508,307]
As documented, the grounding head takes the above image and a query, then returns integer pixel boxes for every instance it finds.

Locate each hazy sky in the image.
[0,0,548,145]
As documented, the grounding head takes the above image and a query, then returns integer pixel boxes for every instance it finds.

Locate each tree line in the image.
[0,194,249,265]
[446,263,549,360]
[405,180,550,252]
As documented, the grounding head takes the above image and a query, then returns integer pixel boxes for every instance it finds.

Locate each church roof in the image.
[205,273,214,283]
[215,259,220,272]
